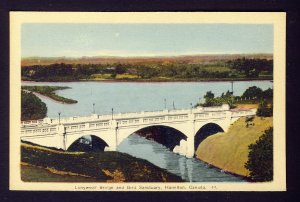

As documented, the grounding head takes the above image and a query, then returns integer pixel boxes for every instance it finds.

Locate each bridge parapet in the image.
[21,104,256,136]
[21,105,231,127]
[231,108,256,118]
[21,125,59,137]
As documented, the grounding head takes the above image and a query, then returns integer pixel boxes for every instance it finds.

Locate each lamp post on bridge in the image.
[115,122,119,151]
[93,103,95,114]
[58,112,61,125]
[111,108,114,120]
[164,98,166,109]
[231,81,234,106]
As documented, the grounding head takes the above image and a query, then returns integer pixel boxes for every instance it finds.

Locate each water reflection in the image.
[118,134,245,182]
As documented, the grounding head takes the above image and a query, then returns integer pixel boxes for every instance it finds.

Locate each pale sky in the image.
[21,23,273,58]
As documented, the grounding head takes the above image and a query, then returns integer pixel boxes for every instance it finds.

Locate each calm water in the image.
[119,134,244,182]
[22,80,272,118]
[22,80,272,182]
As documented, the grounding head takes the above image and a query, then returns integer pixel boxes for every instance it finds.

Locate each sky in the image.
[21,23,273,58]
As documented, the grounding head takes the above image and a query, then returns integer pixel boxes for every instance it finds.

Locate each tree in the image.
[201,91,216,107]
[242,86,263,99]
[204,91,214,99]
[115,64,127,74]
[261,88,273,100]
[229,58,273,78]
[256,99,272,117]
[245,127,273,181]
[21,91,47,121]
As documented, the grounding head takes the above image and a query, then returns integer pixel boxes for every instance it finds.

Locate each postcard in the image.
[10,12,286,191]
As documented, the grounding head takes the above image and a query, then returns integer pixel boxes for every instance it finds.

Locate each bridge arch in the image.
[67,135,109,151]
[117,124,188,150]
[194,123,224,151]
[65,130,115,151]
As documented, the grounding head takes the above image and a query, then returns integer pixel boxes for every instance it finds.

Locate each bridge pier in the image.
[184,118,196,158]
[173,114,195,158]
[57,125,67,150]
[185,137,195,158]
[104,120,118,151]
[172,136,194,158]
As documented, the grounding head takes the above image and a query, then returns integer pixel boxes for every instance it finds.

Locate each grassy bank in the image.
[21,143,183,182]
[195,116,273,177]
[22,86,78,104]
[21,163,97,182]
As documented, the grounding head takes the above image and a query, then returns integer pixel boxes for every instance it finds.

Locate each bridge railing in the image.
[63,120,111,132]
[21,104,243,129]
[21,126,58,136]
[21,119,44,126]
[231,108,256,118]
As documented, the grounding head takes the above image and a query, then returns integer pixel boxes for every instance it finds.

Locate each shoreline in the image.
[22,77,273,83]
[21,89,77,105]
[195,156,252,182]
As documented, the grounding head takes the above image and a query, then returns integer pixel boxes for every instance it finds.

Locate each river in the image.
[22,80,272,182]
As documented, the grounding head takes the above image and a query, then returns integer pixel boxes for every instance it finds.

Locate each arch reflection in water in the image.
[118,134,245,182]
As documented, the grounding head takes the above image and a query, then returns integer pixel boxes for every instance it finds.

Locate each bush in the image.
[256,99,273,117]
[245,127,273,181]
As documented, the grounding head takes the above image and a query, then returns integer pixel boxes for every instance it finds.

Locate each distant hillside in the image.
[22,54,273,66]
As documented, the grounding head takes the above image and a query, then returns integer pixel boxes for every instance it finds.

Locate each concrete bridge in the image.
[21,104,256,158]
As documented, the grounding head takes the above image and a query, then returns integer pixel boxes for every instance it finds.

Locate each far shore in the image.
[21,78,273,83]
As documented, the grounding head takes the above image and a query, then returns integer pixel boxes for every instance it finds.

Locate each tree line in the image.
[227,58,273,78]
[21,58,273,81]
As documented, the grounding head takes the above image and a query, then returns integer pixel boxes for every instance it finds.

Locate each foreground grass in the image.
[21,163,96,182]
[22,86,78,104]
[21,143,183,182]
[195,116,273,177]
